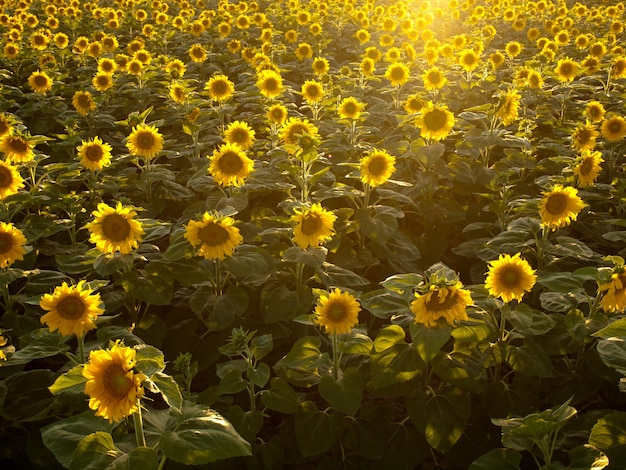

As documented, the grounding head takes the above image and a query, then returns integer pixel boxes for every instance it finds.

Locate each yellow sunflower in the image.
[410,281,472,328]
[78,136,113,171]
[126,123,163,160]
[495,90,521,126]
[85,202,144,254]
[458,49,480,72]
[312,57,330,76]
[188,43,206,63]
[40,281,105,338]
[126,59,144,76]
[584,101,605,122]
[555,57,579,82]
[280,117,319,145]
[574,150,604,187]
[601,115,626,141]
[0,160,24,199]
[0,134,35,163]
[301,80,324,103]
[360,149,396,187]
[505,41,523,58]
[571,123,599,152]
[97,57,116,75]
[338,97,365,120]
[527,69,544,89]
[539,185,586,230]
[205,74,235,102]
[72,91,96,116]
[292,203,336,249]
[612,56,626,79]
[360,57,375,77]
[27,70,53,93]
[485,253,537,303]
[599,271,626,313]
[92,72,114,92]
[422,66,447,91]
[184,212,243,260]
[256,69,284,99]
[489,51,505,69]
[209,142,254,187]
[384,62,411,87]
[266,103,288,125]
[168,83,187,104]
[4,42,19,59]
[83,342,147,423]
[295,42,313,61]
[0,114,13,138]
[415,102,455,141]
[314,288,361,335]
[223,121,256,150]
[404,94,425,114]
[0,222,27,268]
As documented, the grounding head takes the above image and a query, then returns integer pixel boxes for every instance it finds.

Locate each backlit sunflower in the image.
[184,212,243,260]
[78,136,113,171]
[571,123,599,152]
[0,160,24,199]
[72,91,96,116]
[209,142,254,187]
[422,66,446,91]
[4,42,19,59]
[360,57,375,77]
[485,253,537,303]
[0,134,35,163]
[85,202,144,254]
[458,49,480,72]
[574,150,604,187]
[527,69,544,89]
[301,80,324,103]
[495,90,521,126]
[280,117,319,145]
[40,281,105,338]
[415,102,455,141]
[292,203,336,249]
[27,70,52,93]
[410,281,472,328]
[360,149,396,187]
[223,121,256,150]
[539,185,586,230]
[584,101,605,122]
[489,51,505,69]
[314,288,361,335]
[601,115,626,141]
[599,271,626,313]
[338,97,365,120]
[256,69,284,98]
[92,72,113,92]
[266,103,288,124]
[555,57,579,82]
[505,41,523,58]
[126,123,163,160]
[83,342,147,423]
[205,74,235,102]
[612,56,626,79]
[384,62,410,87]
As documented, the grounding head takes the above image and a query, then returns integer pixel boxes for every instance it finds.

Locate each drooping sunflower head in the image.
[292,202,336,250]
[360,149,396,187]
[28,70,53,93]
[209,142,254,187]
[601,114,626,142]
[83,341,147,423]
[0,133,35,163]
[555,57,579,82]
[314,288,361,335]
[205,73,235,102]
[223,120,256,150]
[255,69,284,98]
[410,280,472,328]
[40,281,105,338]
[126,123,163,160]
[415,102,455,141]
[599,269,626,314]
[489,51,505,69]
[495,89,521,126]
[0,160,24,200]
[301,79,324,103]
[574,150,604,187]
[539,184,586,230]
[338,97,365,120]
[85,202,144,254]
[384,62,410,87]
[0,222,27,268]
[485,253,537,303]
[184,212,243,260]
[78,136,113,171]
[571,123,599,152]
[360,57,375,77]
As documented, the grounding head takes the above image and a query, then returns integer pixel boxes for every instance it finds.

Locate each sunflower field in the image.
[2,0,626,468]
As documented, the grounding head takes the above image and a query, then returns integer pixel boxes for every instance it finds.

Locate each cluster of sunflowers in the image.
[2,0,626,468]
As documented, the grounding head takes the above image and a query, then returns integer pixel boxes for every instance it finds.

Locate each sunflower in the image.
[599,271,626,313]
[612,56,626,79]
[384,62,411,87]
[0,222,27,268]
[40,281,105,338]
[312,57,330,76]
[314,289,361,335]
[584,101,605,122]
[168,83,187,103]
[256,69,284,98]
[266,103,288,125]
[28,70,53,93]
[0,134,35,163]
[96,58,116,75]
[0,114,13,138]
[165,59,186,78]
[85,202,144,254]
[126,123,163,160]
[589,42,607,59]
[78,136,113,171]
[555,57,579,82]
[83,342,147,423]
[458,49,480,72]
[209,142,254,187]
[292,203,336,249]
[184,212,243,260]
[188,43,206,63]
[495,90,521,126]
[338,97,365,120]
[205,74,235,102]
[571,123,599,152]
[223,121,256,150]
[539,185,586,230]
[0,160,24,199]
[280,117,319,146]
[92,72,114,92]
[360,149,396,187]
[404,94,425,114]
[485,253,537,303]
[574,150,604,187]
[4,42,19,59]
[505,41,523,58]
[295,42,313,61]
[360,57,375,77]
[301,80,324,103]
[410,281,472,328]
[415,102,455,141]
[422,66,446,91]
[601,115,626,141]
[71,90,96,116]
[527,69,544,89]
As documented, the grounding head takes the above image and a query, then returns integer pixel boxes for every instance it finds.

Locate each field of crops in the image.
[1,0,626,468]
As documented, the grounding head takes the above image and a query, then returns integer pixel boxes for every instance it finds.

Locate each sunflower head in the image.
[415,102,455,141]
[301,79,324,103]
[422,66,446,90]
[292,203,336,249]
[0,160,24,199]
[223,121,256,150]
[209,142,254,187]
[459,49,480,72]
[485,253,537,303]
[384,62,410,87]
[574,150,604,187]
[78,136,113,171]
[0,222,27,268]
[410,278,472,328]
[0,133,35,163]
[126,123,163,160]
[184,212,243,260]
[256,69,284,98]
[314,288,361,335]
[555,57,579,82]
[206,74,235,102]
[28,70,53,93]
[360,149,396,187]
[571,123,599,152]
[539,184,586,230]
[266,103,288,125]
[85,202,144,254]
[338,97,365,120]
[601,115,626,142]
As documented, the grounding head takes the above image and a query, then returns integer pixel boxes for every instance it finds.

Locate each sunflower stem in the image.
[133,402,147,448]
[157,456,168,470]
[78,333,86,364]
[331,331,339,381]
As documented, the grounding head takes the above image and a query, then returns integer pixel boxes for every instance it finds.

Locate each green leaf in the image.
[260,283,313,323]
[451,319,496,343]
[260,377,300,414]
[354,205,400,244]
[283,246,327,268]
[360,288,409,319]
[370,325,424,389]
[409,322,451,363]
[223,245,275,281]
[596,338,626,375]
[48,364,87,395]
[121,270,173,305]
[469,448,522,470]
[318,367,363,416]
[135,344,165,376]
[536,271,584,294]
[248,362,271,388]
[340,332,373,356]
[568,445,609,470]
[250,334,273,361]
[217,367,247,395]
[93,253,132,276]
[381,273,424,298]
[225,406,264,443]
[158,402,251,465]
[106,447,160,470]
[593,318,626,338]
[0,370,59,422]
[342,405,392,460]
[547,236,593,259]
[295,403,339,457]
[506,304,557,336]
[506,338,554,377]
[151,372,183,413]
[540,292,575,312]
[5,329,69,366]
[315,262,370,288]
[589,412,626,451]
[69,432,121,470]
[274,336,332,387]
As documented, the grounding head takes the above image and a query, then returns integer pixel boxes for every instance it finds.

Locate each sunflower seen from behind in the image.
[77,136,112,171]
[40,281,105,338]
[184,212,243,260]
[410,280,473,328]
[209,142,254,187]
[126,123,163,160]
[360,149,396,187]
[292,203,336,250]
[0,222,27,268]
[314,288,361,335]
[85,202,144,254]
[485,253,537,303]
[0,160,24,199]
[82,341,147,423]
[539,184,586,230]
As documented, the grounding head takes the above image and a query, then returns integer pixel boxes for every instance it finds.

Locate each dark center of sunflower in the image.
[34,75,48,87]
[0,166,11,187]
[463,54,477,66]
[301,214,322,235]
[579,157,594,176]
[217,150,244,174]
[264,77,278,91]
[607,120,624,134]
[34,35,46,45]
[102,214,131,242]
[367,156,387,176]
[327,303,346,321]
[231,129,248,144]
[0,121,8,135]
[192,48,204,58]
[576,128,593,144]
[85,145,103,161]
[305,85,320,98]
[614,62,626,74]
[136,131,155,149]
[615,274,626,293]
[197,222,229,246]
[499,267,520,288]
[96,76,110,86]
[101,62,114,73]
[391,67,406,80]
[427,71,441,83]
[545,193,567,215]
[423,109,448,131]
[104,364,133,398]
[8,137,27,152]
[57,296,86,320]
[560,63,574,76]
[343,102,357,115]
[425,289,458,312]
[212,80,229,95]
[0,232,13,254]
[77,94,92,108]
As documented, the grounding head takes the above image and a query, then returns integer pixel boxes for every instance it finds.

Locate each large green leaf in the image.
[589,411,626,467]
[134,344,165,376]
[273,336,332,387]
[150,372,183,413]
[369,325,423,389]
[596,338,626,376]
[294,402,340,457]
[69,432,120,470]
[120,270,173,305]
[506,304,557,336]
[409,322,451,363]
[223,245,275,281]
[318,367,363,417]
[106,447,160,470]
[469,448,522,470]
[359,288,409,319]
[48,364,87,395]
[593,318,626,338]
[506,338,554,377]
[5,329,69,366]
[259,377,300,414]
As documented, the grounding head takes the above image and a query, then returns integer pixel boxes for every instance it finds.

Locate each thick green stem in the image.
[133,403,147,448]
